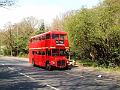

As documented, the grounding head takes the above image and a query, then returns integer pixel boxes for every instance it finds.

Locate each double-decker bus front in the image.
[46,48,70,70]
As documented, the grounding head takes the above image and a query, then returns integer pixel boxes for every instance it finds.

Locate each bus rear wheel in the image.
[46,63,52,71]
[32,60,36,67]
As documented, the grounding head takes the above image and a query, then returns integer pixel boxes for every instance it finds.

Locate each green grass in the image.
[77,59,120,73]
[77,59,97,67]
[96,66,120,74]
[18,54,28,58]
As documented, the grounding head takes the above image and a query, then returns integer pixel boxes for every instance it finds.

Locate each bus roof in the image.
[30,31,67,39]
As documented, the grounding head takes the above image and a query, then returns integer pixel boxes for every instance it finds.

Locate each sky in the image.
[0,0,103,28]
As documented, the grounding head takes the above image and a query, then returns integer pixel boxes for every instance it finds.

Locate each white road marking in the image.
[5,63,60,90]
[19,72,60,90]
[19,72,35,80]
[8,67,14,70]
[46,84,60,90]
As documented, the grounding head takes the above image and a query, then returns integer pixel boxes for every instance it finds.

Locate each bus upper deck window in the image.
[60,34,67,40]
[39,37,41,41]
[52,34,59,39]
[46,34,50,39]
[42,36,45,40]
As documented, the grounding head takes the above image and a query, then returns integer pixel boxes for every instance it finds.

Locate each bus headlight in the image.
[51,61,55,65]
[67,61,69,64]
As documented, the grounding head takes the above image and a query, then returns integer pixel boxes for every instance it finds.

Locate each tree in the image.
[63,8,96,58]
[62,0,120,66]
[0,0,16,7]
[52,16,63,29]
[13,17,38,56]
[2,23,16,56]
[0,31,4,55]
[35,20,46,35]
[2,17,39,56]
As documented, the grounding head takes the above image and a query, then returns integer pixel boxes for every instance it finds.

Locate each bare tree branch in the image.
[0,0,16,7]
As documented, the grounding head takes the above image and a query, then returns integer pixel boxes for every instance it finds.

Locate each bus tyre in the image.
[66,65,72,70]
[32,60,36,67]
[46,63,52,71]
[68,66,72,70]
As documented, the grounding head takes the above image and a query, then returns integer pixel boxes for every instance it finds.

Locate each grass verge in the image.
[18,54,28,58]
[76,59,120,74]
[96,66,120,74]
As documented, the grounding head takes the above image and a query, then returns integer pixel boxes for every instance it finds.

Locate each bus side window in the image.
[42,35,45,40]
[36,38,39,42]
[46,34,50,39]
[33,51,37,54]
[38,51,41,55]
[41,51,45,55]
[48,50,51,56]
[35,38,37,42]
[32,51,34,55]
[33,38,35,42]
[39,37,41,41]
[35,51,37,54]
[46,49,51,56]
[36,38,38,42]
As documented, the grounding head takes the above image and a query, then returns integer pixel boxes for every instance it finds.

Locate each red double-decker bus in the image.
[29,30,70,70]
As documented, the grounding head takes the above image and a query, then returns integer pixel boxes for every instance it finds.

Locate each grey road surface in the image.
[0,56,120,90]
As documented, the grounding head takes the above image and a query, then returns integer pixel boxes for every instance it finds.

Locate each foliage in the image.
[78,59,97,67]
[96,66,120,74]
[0,0,16,7]
[61,0,120,66]
[35,20,45,35]
[0,17,45,56]
[0,0,120,67]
